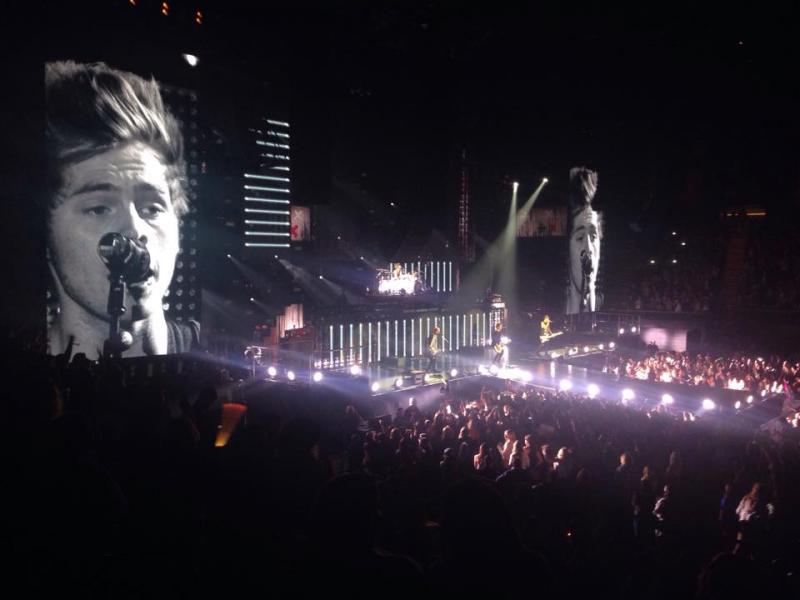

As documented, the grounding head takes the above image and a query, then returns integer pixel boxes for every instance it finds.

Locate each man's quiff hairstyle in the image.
[45,61,188,216]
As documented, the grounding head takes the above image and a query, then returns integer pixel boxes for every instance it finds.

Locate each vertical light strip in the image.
[376,322,380,364]
[449,262,452,292]
[368,322,372,364]
[385,321,390,358]
[403,319,407,357]
[426,317,431,341]
[449,315,453,351]
[411,319,415,356]
[469,313,473,347]
[349,323,354,364]
[419,318,423,354]
[394,320,398,358]
[456,315,460,350]
[359,323,363,364]
[329,325,334,365]
[339,324,344,365]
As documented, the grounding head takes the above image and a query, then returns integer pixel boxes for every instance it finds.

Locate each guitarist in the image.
[491,322,507,367]
[540,314,553,339]
[426,326,441,373]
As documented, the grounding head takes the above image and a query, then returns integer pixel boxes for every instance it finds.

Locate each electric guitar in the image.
[539,331,564,343]
[494,336,511,354]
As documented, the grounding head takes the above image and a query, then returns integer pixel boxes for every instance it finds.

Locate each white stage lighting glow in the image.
[599,343,605,350]
[735,400,742,410]
[489,364,499,375]
[702,398,715,410]
[583,346,590,353]
[521,370,533,382]
[609,342,616,349]
[287,371,296,381]
[313,371,323,382]
[450,368,458,377]
[513,181,519,190]
[371,382,380,393]
[622,389,635,401]
[250,297,255,302]
[350,365,362,376]
[559,379,572,392]
[395,377,404,388]
[542,177,549,183]
[661,394,674,405]
[746,395,754,404]
[619,328,625,335]
[587,383,600,398]
[182,53,199,67]
[267,366,277,378]
[226,253,231,258]
[630,326,638,333]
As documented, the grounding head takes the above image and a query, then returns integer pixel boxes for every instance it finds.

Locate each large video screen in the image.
[45,60,199,358]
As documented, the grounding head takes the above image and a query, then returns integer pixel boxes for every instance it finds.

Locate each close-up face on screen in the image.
[45,60,194,358]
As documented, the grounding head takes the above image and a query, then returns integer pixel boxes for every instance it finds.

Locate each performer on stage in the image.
[491,322,508,368]
[540,314,553,338]
[392,262,403,279]
[426,326,441,373]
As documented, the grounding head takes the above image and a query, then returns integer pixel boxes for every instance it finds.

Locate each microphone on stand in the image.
[97,233,152,283]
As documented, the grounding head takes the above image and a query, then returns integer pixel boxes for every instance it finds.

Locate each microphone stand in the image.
[104,270,128,359]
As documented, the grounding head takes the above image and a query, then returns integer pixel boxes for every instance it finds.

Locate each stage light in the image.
[395,377,404,388]
[182,53,199,67]
[622,389,635,401]
[702,398,716,410]
[287,370,296,381]
[371,382,380,393]
[680,241,686,246]
[360,256,365,260]
[630,326,638,334]
[587,383,600,399]
[735,400,742,410]
[559,379,573,392]
[226,253,231,258]
[450,368,458,377]
[761,390,767,397]
[274,254,279,259]
[583,346,590,353]
[513,181,519,190]
[672,231,677,236]
[599,343,605,350]
[672,259,677,264]
[619,328,625,335]
[609,341,616,349]
[661,393,674,405]
[318,275,323,279]
[350,365,362,376]
[550,351,557,358]
[746,395,754,404]
[489,364,499,375]
[250,297,255,302]
[267,366,277,378]
[542,177,549,183]
[520,371,533,382]
[649,259,656,264]
[312,371,323,383]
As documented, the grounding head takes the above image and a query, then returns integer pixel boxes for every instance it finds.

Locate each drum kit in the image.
[376,267,424,295]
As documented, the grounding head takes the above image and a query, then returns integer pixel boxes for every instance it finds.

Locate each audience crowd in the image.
[742,232,800,310]
[618,349,800,397]
[4,337,800,598]
[612,234,723,313]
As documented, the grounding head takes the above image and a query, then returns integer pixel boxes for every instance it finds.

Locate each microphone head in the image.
[97,233,152,283]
